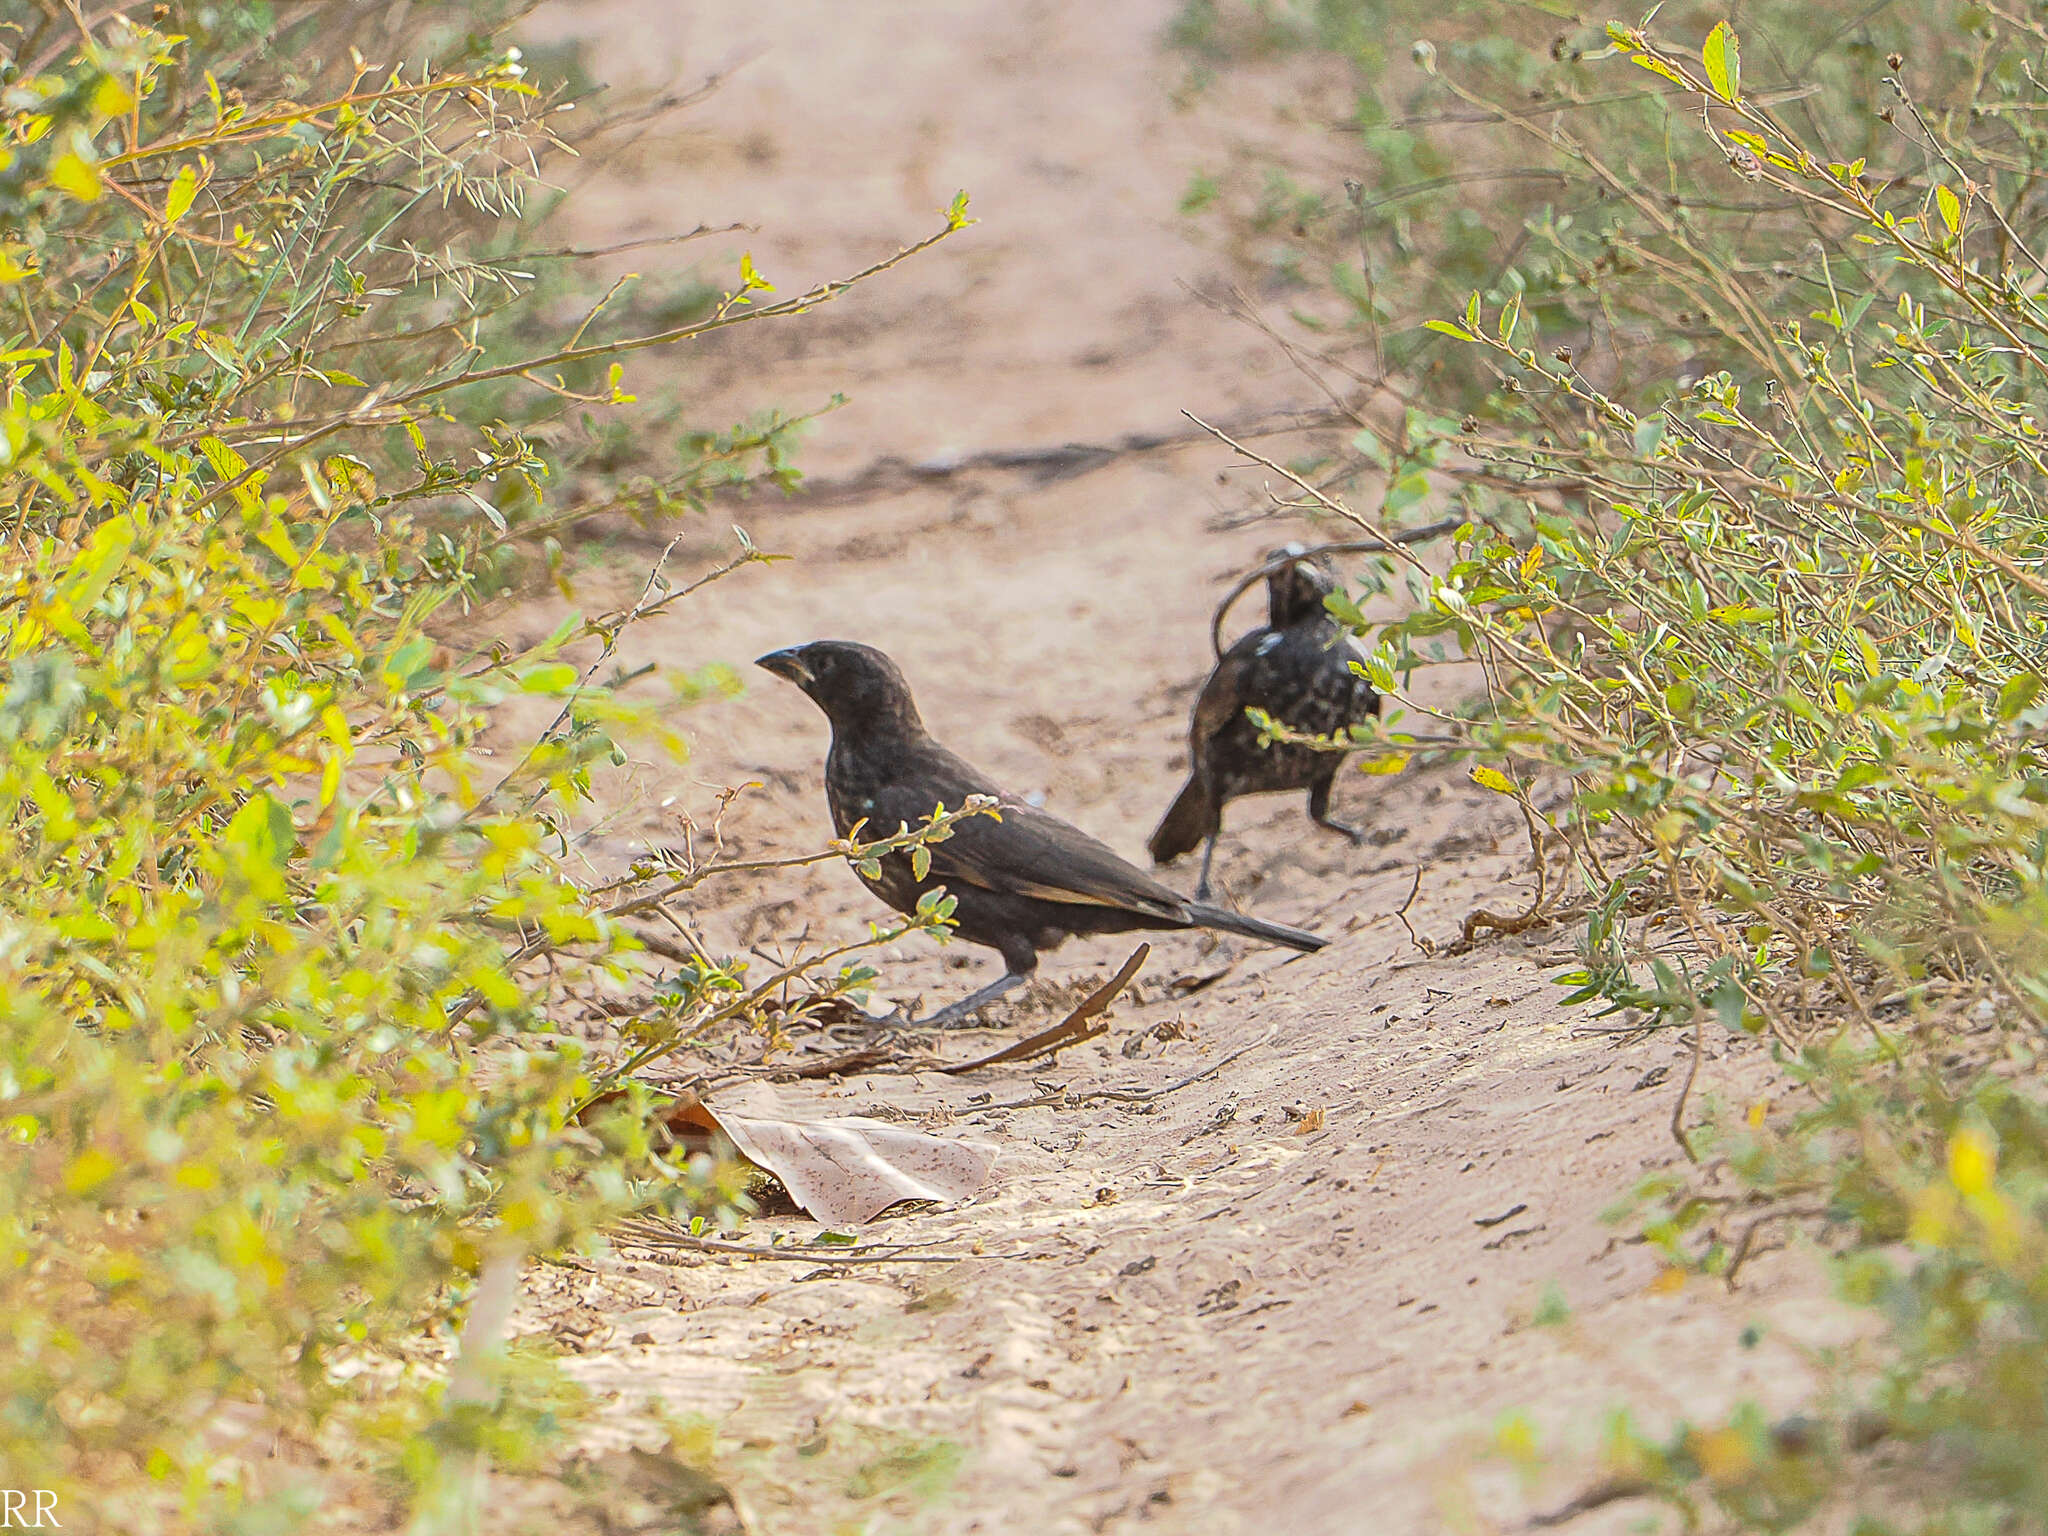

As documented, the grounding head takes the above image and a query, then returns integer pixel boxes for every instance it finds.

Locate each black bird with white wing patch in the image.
[757,640,1327,1028]
[1149,547,1380,898]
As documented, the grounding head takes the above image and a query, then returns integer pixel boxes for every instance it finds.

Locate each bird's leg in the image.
[902,970,1027,1029]
[1194,831,1220,902]
[1308,774,1369,846]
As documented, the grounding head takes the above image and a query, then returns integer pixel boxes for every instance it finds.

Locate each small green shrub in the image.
[0,5,969,1528]
[1184,2,2048,1528]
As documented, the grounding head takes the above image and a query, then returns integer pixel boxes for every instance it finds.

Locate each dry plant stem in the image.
[563,919,953,1115]
[1452,767,1556,948]
[445,1252,522,1406]
[939,944,1149,1075]
[612,1223,970,1266]
[1183,413,1443,580]
[473,532,689,818]
[1526,1477,1659,1530]
[1393,865,1431,955]
[1724,1204,1830,1289]
[199,215,972,512]
[434,1250,523,1529]
[1671,1012,1706,1164]
[599,797,998,917]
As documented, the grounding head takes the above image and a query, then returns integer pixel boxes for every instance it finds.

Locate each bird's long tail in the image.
[1186,902,1326,953]
[1148,775,1218,865]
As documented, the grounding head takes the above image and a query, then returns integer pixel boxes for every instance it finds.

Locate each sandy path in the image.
[504,5,1846,1531]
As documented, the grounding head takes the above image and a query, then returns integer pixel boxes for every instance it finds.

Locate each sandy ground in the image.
[490,4,1856,1532]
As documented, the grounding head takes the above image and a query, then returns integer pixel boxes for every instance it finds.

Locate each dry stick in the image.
[1392,865,1431,955]
[939,945,1150,1075]
[441,1250,524,1518]
[1671,1010,1706,1164]
[1207,517,1463,658]
[506,223,751,264]
[1526,1476,1659,1530]
[1529,1410,1893,1529]
[559,920,947,1116]
[469,531,688,819]
[196,215,969,514]
[1453,771,1558,949]
[1184,412,1433,568]
[1724,1204,1830,1289]
[613,1223,971,1266]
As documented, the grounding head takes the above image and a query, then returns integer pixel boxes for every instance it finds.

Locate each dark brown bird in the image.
[757,640,1327,1027]
[1150,548,1380,898]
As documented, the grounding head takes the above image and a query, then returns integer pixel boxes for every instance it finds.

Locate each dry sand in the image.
[495,4,1853,1531]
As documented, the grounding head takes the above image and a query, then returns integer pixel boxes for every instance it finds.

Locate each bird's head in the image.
[754,640,926,735]
[1263,543,1338,627]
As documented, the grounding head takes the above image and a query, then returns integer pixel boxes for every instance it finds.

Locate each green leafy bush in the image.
[1183,1,2048,1527]
[1169,0,2013,498]
[0,6,966,1528]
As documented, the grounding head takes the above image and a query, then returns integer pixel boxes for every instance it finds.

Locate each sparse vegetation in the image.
[1178,0,2048,1525]
[21,0,2048,1525]
[0,3,969,1526]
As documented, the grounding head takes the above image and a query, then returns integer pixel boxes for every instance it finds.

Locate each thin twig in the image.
[1393,865,1430,955]
[1672,1013,1705,1164]
[614,1223,970,1265]
[939,945,1149,1075]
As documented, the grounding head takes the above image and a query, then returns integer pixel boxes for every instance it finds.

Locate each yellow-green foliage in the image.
[0,6,963,1529]
[1190,1,2048,1527]
[1376,19,2048,1533]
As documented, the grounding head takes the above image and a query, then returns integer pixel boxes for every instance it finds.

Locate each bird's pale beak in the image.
[755,647,813,688]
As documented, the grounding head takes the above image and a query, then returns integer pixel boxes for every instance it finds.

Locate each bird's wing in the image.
[1189,645,1260,745]
[863,744,1189,919]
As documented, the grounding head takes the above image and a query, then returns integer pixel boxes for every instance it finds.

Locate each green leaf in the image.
[1383,470,1432,515]
[59,513,135,614]
[1470,764,1517,795]
[1424,319,1478,342]
[1936,183,1961,236]
[1702,21,1740,102]
[1632,52,1688,88]
[197,434,249,479]
[48,151,103,203]
[1998,672,2043,719]
[518,662,579,694]
[224,792,295,901]
[165,165,198,225]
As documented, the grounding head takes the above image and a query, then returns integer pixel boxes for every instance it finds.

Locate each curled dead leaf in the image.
[697,1084,997,1225]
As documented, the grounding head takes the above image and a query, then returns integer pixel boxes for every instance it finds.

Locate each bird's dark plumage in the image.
[1150,549,1380,897]
[757,640,1326,1026]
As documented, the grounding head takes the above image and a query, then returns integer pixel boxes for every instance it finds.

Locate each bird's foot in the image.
[895,972,1027,1030]
[898,1006,996,1030]
[1318,818,1371,847]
